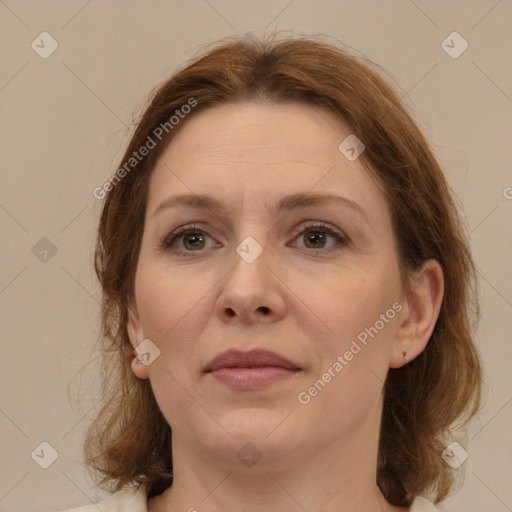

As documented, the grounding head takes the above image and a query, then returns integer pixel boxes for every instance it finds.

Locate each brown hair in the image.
[86,35,482,506]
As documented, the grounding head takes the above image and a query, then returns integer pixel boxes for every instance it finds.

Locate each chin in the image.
[221,406,293,435]
[195,409,302,470]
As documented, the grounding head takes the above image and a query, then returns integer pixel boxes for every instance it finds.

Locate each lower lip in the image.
[208,366,300,390]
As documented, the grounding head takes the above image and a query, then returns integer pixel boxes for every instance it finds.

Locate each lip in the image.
[204,349,302,390]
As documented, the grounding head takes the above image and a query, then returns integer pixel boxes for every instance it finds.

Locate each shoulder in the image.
[410,496,442,512]
[58,485,147,512]
[58,488,439,512]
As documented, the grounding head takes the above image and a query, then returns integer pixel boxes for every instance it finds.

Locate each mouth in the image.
[204,349,302,390]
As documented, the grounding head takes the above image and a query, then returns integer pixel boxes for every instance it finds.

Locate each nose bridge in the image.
[228,231,270,293]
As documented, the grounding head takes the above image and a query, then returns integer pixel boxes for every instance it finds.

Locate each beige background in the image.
[1,1,511,511]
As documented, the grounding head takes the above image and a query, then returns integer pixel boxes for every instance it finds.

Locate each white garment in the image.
[60,485,441,511]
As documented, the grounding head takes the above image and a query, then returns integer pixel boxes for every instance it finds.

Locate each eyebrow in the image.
[152,192,370,225]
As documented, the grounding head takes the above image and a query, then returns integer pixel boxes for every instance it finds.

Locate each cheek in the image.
[134,260,225,395]
[315,272,398,339]
[306,264,402,389]
[134,266,216,428]
[296,278,400,433]
[135,262,212,344]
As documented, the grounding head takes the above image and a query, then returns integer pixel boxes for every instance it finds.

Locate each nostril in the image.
[258,306,270,315]
[225,308,236,317]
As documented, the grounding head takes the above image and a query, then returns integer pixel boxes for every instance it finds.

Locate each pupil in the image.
[185,234,203,249]
[306,232,325,248]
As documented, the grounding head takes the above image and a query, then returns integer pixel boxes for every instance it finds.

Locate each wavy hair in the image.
[85,35,482,506]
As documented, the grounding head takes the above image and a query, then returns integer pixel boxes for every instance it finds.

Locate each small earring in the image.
[402,350,409,363]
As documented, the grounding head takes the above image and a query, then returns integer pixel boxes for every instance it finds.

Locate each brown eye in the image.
[290,222,347,253]
[303,231,327,249]
[182,232,206,250]
[162,224,216,252]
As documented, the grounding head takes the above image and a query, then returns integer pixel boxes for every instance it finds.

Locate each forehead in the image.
[163,101,348,164]
[146,101,388,223]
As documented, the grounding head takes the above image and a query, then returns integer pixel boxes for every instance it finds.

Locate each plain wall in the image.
[1,1,511,511]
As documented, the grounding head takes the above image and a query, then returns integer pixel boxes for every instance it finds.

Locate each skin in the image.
[127,101,444,512]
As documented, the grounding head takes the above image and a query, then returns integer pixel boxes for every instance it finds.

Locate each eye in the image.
[161,224,217,253]
[290,221,347,252]
[161,221,348,255]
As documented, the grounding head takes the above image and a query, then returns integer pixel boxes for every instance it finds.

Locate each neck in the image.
[148,413,407,512]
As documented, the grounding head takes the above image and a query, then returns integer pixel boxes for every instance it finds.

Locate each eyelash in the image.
[161,221,348,255]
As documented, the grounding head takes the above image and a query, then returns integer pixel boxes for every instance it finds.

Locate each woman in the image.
[63,36,482,511]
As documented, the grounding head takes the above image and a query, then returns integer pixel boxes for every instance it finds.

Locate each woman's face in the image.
[128,101,408,472]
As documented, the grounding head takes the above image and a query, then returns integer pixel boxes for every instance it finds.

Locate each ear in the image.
[127,301,150,380]
[389,260,444,368]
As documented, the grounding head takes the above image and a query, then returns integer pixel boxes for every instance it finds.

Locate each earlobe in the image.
[127,303,150,380]
[130,355,150,380]
[390,260,444,368]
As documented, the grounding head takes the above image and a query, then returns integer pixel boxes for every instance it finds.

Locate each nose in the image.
[215,241,287,325]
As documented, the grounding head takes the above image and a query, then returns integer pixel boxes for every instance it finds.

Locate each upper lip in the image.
[204,349,301,372]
